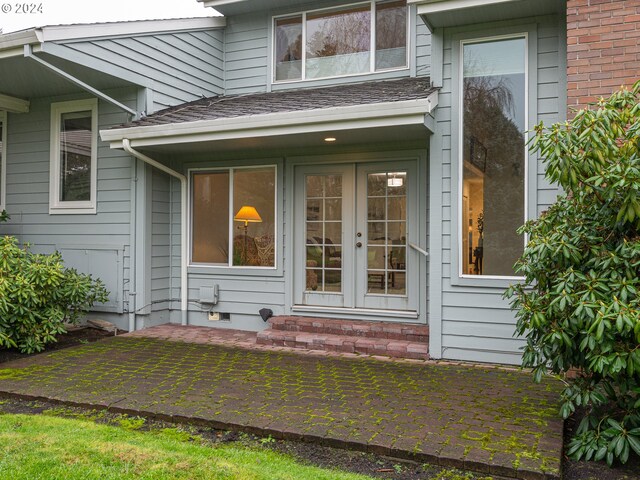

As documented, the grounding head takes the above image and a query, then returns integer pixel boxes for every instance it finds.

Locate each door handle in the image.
[409,243,429,257]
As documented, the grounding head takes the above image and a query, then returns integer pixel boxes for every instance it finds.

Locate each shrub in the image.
[505,82,640,465]
[0,235,109,353]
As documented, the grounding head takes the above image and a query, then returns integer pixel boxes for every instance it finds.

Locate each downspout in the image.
[122,139,189,327]
[128,160,137,332]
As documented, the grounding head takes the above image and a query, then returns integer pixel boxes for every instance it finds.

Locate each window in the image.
[273,0,408,82]
[50,99,98,214]
[0,111,6,211]
[191,166,276,268]
[460,36,527,277]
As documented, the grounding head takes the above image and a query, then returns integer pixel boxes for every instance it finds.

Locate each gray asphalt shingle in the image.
[115,77,435,129]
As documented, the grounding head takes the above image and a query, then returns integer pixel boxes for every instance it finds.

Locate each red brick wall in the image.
[567,0,640,112]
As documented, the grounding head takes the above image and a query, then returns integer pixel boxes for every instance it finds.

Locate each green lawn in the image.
[0,414,375,480]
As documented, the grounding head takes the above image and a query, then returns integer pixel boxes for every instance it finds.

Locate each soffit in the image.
[409,0,565,29]
[0,52,136,99]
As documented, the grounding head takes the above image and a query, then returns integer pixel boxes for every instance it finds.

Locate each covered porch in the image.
[100,77,438,340]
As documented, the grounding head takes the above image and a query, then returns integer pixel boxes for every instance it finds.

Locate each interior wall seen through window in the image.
[191,167,276,268]
[60,111,92,202]
[461,37,526,277]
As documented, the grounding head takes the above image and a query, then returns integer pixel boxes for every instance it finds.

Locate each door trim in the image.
[284,149,428,325]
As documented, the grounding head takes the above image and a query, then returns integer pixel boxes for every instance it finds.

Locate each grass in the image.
[0,414,376,480]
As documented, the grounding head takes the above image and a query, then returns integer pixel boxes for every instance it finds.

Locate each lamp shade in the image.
[234,205,262,224]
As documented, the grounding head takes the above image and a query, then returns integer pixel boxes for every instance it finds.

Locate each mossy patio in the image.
[0,326,564,479]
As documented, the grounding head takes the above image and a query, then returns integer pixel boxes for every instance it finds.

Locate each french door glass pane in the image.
[305,174,342,292]
[462,37,526,276]
[60,111,92,202]
[366,172,407,295]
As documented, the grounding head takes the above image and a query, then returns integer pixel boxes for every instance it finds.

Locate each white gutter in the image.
[122,139,189,327]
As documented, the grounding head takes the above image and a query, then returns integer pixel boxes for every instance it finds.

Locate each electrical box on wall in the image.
[199,285,219,305]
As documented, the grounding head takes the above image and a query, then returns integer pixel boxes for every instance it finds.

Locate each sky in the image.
[0,0,217,34]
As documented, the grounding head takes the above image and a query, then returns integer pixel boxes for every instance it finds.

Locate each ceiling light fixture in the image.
[388,173,404,187]
[324,137,337,142]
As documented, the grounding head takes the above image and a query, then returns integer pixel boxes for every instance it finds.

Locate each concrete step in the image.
[267,316,429,343]
[256,329,429,360]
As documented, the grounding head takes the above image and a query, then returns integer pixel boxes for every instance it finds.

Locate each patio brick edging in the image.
[0,390,560,480]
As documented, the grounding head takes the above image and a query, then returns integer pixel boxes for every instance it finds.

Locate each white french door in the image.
[293,161,418,313]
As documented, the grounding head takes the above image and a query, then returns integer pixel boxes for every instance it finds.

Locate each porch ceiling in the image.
[0,52,137,100]
[131,122,430,156]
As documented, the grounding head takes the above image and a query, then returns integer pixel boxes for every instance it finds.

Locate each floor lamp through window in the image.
[234,205,262,265]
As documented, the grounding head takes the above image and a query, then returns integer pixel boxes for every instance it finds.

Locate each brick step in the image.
[268,316,429,343]
[256,329,429,360]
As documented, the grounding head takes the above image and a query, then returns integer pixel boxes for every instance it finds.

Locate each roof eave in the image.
[0,29,42,56]
[101,94,439,149]
[0,17,225,54]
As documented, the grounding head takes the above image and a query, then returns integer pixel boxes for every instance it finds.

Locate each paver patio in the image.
[0,326,564,479]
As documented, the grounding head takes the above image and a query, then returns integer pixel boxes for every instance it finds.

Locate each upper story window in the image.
[0,111,6,211]
[50,99,98,214]
[274,0,408,83]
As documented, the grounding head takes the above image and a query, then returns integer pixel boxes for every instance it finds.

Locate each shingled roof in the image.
[120,77,435,129]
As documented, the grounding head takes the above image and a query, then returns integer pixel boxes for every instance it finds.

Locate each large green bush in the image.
[0,235,109,353]
[505,82,640,465]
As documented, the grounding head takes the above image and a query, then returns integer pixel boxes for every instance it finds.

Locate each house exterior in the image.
[0,0,631,364]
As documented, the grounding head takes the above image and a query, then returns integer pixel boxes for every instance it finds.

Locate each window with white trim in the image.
[460,35,527,277]
[0,111,6,211]
[273,0,408,83]
[191,166,276,268]
[50,99,98,214]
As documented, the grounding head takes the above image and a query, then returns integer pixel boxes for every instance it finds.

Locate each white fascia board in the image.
[101,94,438,148]
[0,30,42,57]
[199,0,244,8]
[39,17,226,43]
[409,0,517,15]
[0,29,39,51]
[0,93,30,113]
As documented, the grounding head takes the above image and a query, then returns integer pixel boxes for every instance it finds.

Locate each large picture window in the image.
[273,0,408,83]
[191,166,276,268]
[49,99,98,214]
[460,36,527,277]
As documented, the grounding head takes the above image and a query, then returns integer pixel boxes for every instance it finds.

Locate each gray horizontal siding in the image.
[434,16,564,364]
[2,89,136,315]
[151,169,171,312]
[226,6,430,95]
[416,13,431,77]
[55,29,225,112]
[224,11,269,94]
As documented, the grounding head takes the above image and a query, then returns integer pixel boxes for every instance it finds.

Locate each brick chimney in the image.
[567,0,640,113]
